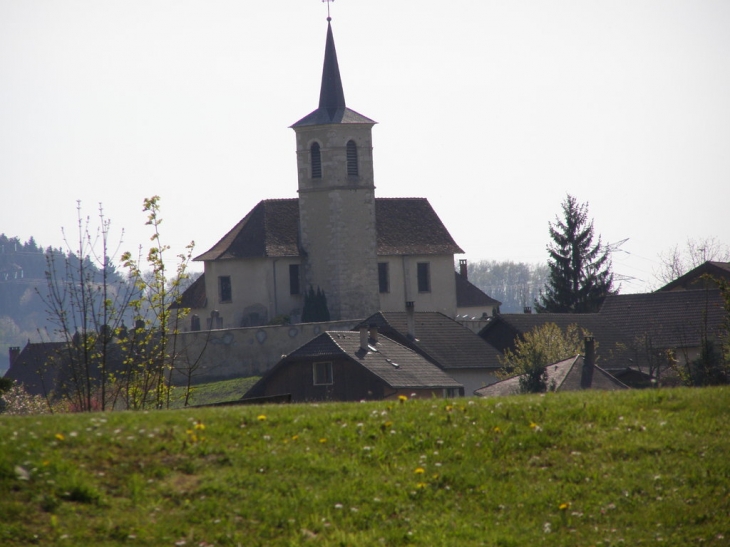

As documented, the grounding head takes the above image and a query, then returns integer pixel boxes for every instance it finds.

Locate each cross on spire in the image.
[322,0,333,22]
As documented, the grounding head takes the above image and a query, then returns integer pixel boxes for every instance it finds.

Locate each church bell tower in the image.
[290,19,379,320]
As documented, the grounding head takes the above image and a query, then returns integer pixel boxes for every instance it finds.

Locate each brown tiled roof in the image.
[598,289,726,350]
[657,261,730,291]
[172,273,207,309]
[474,355,628,397]
[357,312,503,370]
[249,331,462,392]
[195,200,301,261]
[195,198,463,262]
[455,272,501,309]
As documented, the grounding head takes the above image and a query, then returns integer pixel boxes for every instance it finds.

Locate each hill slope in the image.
[1,388,729,546]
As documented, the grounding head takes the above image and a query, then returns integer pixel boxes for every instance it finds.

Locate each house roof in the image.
[455,272,501,310]
[246,331,462,395]
[4,341,66,395]
[194,198,463,261]
[291,22,375,128]
[479,313,628,368]
[474,355,628,397]
[598,289,727,350]
[657,261,730,291]
[356,311,503,370]
[172,273,207,309]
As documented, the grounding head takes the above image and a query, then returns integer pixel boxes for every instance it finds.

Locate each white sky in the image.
[1,0,729,294]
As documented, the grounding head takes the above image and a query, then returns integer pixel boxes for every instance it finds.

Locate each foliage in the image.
[499,323,593,393]
[654,236,730,287]
[1,388,729,545]
[120,196,195,410]
[0,381,50,415]
[464,260,548,313]
[536,194,615,313]
[301,285,330,322]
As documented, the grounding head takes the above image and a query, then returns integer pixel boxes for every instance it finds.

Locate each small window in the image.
[346,140,358,177]
[310,142,322,178]
[313,361,333,385]
[417,262,430,293]
[218,276,232,303]
[378,262,389,293]
[289,264,300,295]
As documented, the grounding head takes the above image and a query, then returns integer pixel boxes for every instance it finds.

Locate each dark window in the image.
[310,142,322,178]
[289,264,300,295]
[417,262,430,293]
[313,361,333,385]
[218,276,232,303]
[378,262,389,293]
[346,140,358,176]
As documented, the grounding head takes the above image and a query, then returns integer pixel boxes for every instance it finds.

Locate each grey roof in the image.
[455,272,501,309]
[291,22,375,128]
[264,331,462,390]
[599,289,727,349]
[194,198,462,262]
[474,355,628,397]
[357,312,503,370]
[3,341,65,395]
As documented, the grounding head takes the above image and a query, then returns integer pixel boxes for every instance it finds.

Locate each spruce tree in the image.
[536,194,615,313]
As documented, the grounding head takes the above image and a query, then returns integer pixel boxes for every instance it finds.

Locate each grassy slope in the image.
[169,377,260,408]
[1,387,728,546]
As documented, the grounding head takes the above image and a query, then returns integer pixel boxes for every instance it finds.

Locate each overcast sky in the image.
[1,0,728,293]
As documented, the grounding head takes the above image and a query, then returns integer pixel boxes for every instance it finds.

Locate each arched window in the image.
[346,140,358,177]
[310,143,322,178]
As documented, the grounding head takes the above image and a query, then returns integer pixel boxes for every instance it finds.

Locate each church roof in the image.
[291,21,375,127]
[194,197,463,261]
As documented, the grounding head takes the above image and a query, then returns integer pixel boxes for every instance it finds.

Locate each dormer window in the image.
[310,142,322,178]
[346,140,358,177]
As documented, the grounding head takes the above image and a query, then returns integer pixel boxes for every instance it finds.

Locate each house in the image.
[4,341,65,397]
[354,306,503,395]
[242,326,463,402]
[474,339,628,397]
[656,261,730,292]
[479,287,727,387]
[455,259,501,322]
[178,20,475,329]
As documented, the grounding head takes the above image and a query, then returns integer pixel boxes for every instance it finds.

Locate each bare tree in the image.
[654,237,730,286]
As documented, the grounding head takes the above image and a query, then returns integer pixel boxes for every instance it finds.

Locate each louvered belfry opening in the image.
[346,140,358,177]
[311,142,322,178]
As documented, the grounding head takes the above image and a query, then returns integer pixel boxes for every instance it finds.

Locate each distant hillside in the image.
[1,387,728,546]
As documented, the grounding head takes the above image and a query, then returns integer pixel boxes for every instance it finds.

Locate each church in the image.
[179,19,475,329]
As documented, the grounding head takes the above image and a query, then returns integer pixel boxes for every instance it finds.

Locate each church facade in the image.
[180,21,464,328]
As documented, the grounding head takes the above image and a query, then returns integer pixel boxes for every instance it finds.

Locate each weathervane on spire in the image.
[322,0,333,22]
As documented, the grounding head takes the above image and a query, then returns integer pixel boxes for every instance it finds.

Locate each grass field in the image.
[169,377,260,408]
[1,387,728,546]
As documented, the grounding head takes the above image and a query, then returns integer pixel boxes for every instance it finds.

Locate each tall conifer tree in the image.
[536,194,615,313]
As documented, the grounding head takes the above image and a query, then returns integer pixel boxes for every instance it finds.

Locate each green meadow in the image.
[1,387,728,546]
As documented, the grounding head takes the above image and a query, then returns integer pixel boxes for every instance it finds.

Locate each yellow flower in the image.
[445,405,453,412]
[398,395,408,403]
[257,415,267,421]
[414,467,425,474]
[416,482,427,489]
[194,422,205,430]
[55,433,65,441]
[493,426,502,434]
[319,438,327,444]
[559,502,570,511]
[291,434,299,441]
[529,422,538,429]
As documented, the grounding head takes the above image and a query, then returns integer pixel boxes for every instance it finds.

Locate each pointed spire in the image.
[319,22,346,116]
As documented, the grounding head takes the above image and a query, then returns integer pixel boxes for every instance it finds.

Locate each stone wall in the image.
[169,319,359,385]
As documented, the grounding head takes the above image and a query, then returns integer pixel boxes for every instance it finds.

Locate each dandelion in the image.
[529,422,538,429]
[416,482,427,489]
[55,433,65,441]
[257,415,267,421]
[292,434,299,441]
[559,502,569,511]
[414,467,425,474]
[398,395,408,403]
[194,422,205,430]
[319,438,327,444]
[493,426,502,434]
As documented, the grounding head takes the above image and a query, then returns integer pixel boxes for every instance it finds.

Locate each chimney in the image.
[459,259,468,279]
[360,325,369,351]
[368,323,379,344]
[581,336,595,389]
[523,306,532,314]
[8,346,20,368]
[406,301,415,339]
